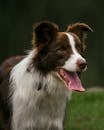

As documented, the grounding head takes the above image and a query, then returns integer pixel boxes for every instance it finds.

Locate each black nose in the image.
[77,59,87,70]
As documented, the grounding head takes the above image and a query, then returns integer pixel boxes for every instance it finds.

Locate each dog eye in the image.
[57,49,63,54]
[76,44,84,54]
[56,47,65,52]
[56,49,67,56]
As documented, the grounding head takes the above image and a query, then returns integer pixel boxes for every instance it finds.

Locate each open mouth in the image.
[57,69,85,92]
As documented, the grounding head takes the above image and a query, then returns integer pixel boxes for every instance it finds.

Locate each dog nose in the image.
[77,59,87,71]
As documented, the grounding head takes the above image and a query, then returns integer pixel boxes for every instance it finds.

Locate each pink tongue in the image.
[61,70,85,92]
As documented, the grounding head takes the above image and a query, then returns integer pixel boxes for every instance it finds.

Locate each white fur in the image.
[10,49,72,130]
[63,33,86,72]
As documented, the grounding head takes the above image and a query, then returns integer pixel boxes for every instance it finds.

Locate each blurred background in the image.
[0,0,104,88]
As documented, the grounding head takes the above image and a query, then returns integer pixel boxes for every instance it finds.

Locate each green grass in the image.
[65,91,104,130]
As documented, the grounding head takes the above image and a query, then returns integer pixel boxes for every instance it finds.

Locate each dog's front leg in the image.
[21,127,62,130]
[49,118,64,130]
[49,125,63,130]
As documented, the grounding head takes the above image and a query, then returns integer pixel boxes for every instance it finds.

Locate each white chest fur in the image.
[10,51,72,130]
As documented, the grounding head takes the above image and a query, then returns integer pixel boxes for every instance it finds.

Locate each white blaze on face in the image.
[63,33,86,72]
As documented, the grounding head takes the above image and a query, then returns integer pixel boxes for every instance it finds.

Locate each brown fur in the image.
[0,56,24,130]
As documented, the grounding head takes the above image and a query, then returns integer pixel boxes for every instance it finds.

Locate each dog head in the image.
[32,21,93,91]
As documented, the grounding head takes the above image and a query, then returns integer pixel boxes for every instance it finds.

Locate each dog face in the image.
[32,21,92,91]
[33,21,92,73]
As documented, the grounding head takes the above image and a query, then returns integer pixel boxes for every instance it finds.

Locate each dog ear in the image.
[32,21,59,45]
[66,23,93,43]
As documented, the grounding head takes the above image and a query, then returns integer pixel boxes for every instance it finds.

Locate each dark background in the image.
[0,0,104,88]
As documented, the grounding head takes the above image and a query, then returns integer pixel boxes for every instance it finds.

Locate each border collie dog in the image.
[0,21,92,130]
